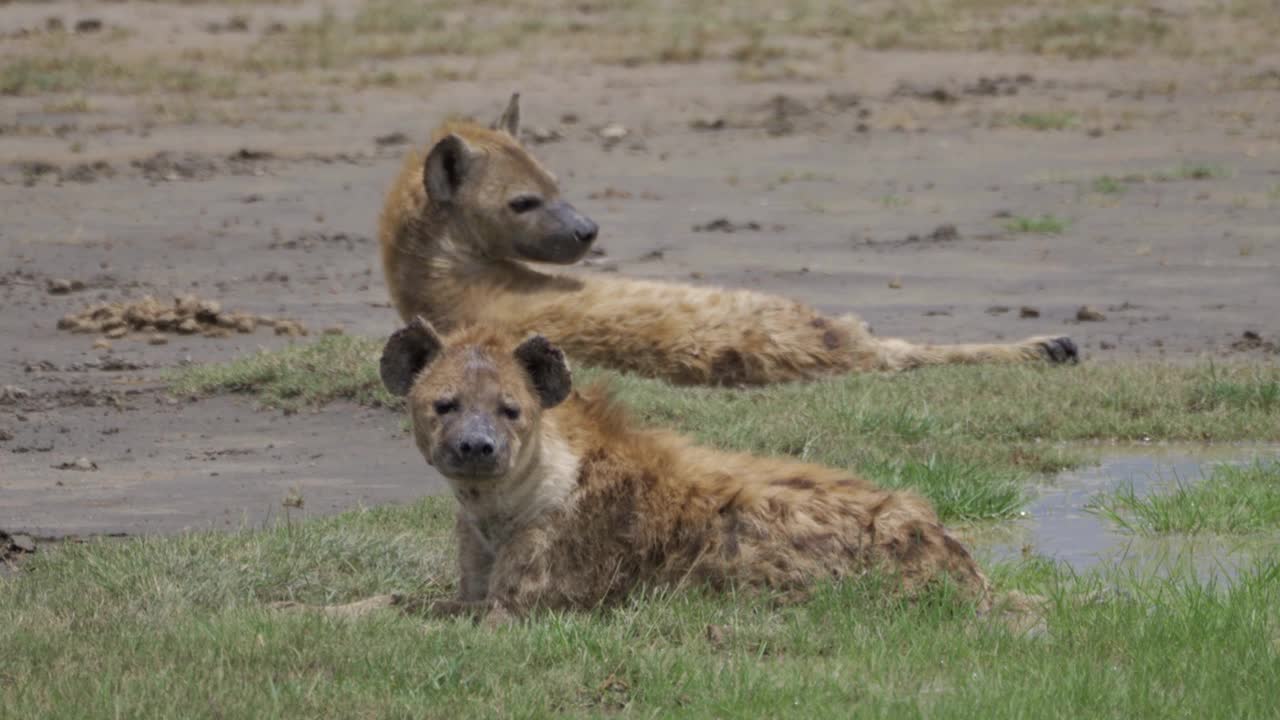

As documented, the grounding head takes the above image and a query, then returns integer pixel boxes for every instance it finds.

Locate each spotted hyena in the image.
[364,318,993,622]
[378,94,1078,387]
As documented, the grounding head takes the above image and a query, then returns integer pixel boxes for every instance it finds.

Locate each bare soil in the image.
[2,0,1278,541]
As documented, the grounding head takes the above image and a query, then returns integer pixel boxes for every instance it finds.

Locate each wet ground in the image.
[980,444,1280,578]
[2,1,1279,560]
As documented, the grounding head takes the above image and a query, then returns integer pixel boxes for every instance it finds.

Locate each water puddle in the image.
[976,444,1280,579]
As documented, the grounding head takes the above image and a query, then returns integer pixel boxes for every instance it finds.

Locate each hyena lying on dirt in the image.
[378,94,1078,386]
[324,318,989,622]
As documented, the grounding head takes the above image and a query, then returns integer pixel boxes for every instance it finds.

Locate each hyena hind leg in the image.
[872,335,1078,371]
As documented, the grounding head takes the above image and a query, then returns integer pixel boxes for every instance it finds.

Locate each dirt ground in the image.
[2,1,1278,542]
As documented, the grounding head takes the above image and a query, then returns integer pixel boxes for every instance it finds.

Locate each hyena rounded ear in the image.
[491,92,520,137]
[424,134,472,204]
[380,316,444,397]
[514,334,571,408]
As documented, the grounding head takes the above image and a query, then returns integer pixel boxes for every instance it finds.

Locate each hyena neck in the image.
[401,214,562,324]
[457,419,581,550]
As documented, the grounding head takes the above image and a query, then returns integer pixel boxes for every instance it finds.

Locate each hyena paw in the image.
[1034,336,1079,364]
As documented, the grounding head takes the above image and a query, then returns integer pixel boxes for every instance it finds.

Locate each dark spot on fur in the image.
[773,476,816,490]
[723,507,742,559]
[822,328,841,350]
[810,317,827,329]
[941,534,971,560]
[467,488,481,500]
[711,348,748,385]
[718,489,743,515]
[790,532,837,553]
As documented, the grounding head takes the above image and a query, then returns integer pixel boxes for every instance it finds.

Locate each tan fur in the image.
[404,326,991,620]
[378,103,1077,386]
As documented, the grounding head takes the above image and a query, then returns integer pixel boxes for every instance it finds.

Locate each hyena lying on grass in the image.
[378,94,1078,387]
[299,318,990,623]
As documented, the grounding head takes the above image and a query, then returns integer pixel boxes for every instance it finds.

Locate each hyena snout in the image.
[516,200,598,263]
[440,413,509,476]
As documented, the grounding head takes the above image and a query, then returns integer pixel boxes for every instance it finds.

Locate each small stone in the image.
[1,385,32,402]
[323,325,345,336]
[57,314,78,329]
[155,311,179,329]
[175,294,201,316]
[196,299,222,320]
[7,533,36,553]
[47,278,73,295]
[233,316,256,333]
[69,457,96,471]
[1076,305,1107,322]
[888,277,903,289]
[274,321,308,338]
[105,325,128,339]
[92,338,112,350]
[202,327,232,339]
[176,318,200,334]
[690,116,726,131]
[1020,306,1041,318]
[599,123,628,141]
[525,126,562,144]
[148,334,168,346]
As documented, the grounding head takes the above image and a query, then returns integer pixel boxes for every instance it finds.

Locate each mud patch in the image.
[56,295,308,343]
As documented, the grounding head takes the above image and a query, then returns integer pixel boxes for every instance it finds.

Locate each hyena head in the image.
[423,93,598,264]
[379,317,572,482]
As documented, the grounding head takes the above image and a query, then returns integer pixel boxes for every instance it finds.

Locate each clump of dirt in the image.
[2,530,37,569]
[1230,331,1279,354]
[902,224,961,244]
[55,295,308,342]
[1076,305,1107,322]
[693,217,763,233]
[964,74,1034,97]
[269,232,370,251]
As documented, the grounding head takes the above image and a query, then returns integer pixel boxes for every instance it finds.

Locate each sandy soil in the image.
[2,0,1278,543]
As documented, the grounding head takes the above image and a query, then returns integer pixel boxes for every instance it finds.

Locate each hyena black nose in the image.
[575,219,598,244]
[456,435,495,459]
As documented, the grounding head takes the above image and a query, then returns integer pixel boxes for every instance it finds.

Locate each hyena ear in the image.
[380,316,444,397]
[490,92,520,137]
[514,334,571,409]
[424,134,472,204]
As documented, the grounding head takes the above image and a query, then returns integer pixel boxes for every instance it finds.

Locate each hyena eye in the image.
[499,404,521,421]
[507,194,543,214]
[433,398,459,415]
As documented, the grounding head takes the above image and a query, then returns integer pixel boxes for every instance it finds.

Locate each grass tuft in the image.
[1015,111,1079,131]
[168,335,398,409]
[1092,460,1280,534]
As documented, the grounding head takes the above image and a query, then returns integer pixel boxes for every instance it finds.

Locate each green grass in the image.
[2,497,1278,719]
[1014,112,1079,131]
[171,338,1280,521]
[1090,175,1126,195]
[0,53,239,97]
[1092,460,1280,535]
[1150,163,1231,182]
[1004,214,1069,234]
